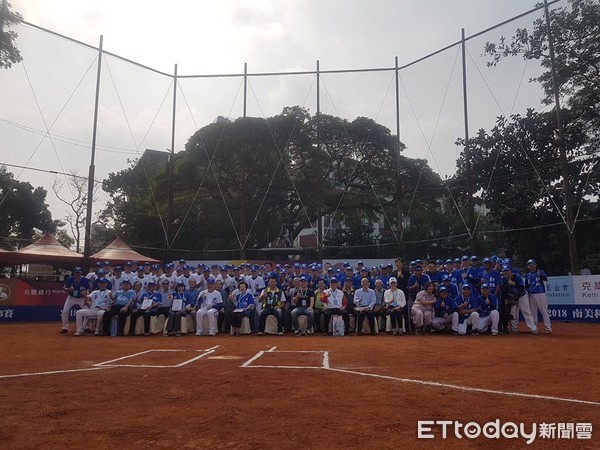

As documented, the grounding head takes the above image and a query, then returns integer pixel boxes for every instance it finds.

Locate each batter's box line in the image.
[240,350,330,370]
[94,345,219,368]
[241,350,599,408]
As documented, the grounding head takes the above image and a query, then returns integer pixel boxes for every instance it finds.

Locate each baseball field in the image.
[0,322,598,449]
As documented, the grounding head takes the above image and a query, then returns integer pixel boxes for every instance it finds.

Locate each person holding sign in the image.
[195,277,223,336]
[257,273,286,335]
[322,277,350,336]
[165,282,193,336]
[290,276,315,336]
[231,281,255,336]
[128,281,162,336]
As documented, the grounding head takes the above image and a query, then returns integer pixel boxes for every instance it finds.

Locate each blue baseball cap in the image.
[481,283,490,289]
[300,276,308,281]
[527,259,536,265]
[330,277,339,283]
[97,278,109,284]
[73,266,82,272]
[462,284,471,290]
[502,264,512,271]
[206,277,216,284]
[483,258,491,263]
[438,286,448,292]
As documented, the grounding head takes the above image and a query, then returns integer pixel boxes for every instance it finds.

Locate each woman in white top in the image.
[384,277,407,335]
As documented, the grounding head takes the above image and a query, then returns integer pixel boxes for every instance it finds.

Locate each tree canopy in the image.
[0,0,23,69]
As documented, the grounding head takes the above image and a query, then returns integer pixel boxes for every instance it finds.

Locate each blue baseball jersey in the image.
[477,294,499,317]
[480,269,502,292]
[434,295,455,316]
[525,270,548,294]
[64,276,90,298]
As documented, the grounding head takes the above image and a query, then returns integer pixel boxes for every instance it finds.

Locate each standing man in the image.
[196,278,223,336]
[525,259,552,334]
[60,267,90,334]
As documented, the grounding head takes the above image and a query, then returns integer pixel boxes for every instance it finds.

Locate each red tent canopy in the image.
[8,232,84,266]
[90,237,160,264]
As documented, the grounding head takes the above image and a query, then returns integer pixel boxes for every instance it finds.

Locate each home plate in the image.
[207,355,243,360]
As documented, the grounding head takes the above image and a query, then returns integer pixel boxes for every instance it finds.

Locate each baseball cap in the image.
[147,281,156,286]
[206,277,216,284]
[97,269,105,275]
[461,255,469,261]
[436,259,444,265]
[502,264,512,271]
[330,277,338,283]
[438,286,448,293]
[442,275,451,281]
[481,283,490,289]
[73,266,82,273]
[143,261,151,266]
[483,258,491,263]
[114,266,123,272]
[454,258,461,263]
[176,282,185,287]
[125,261,132,266]
[389,277,397,283]
[97,278,108,284]
[461,284,471,290]
[470,255,478,261]
[527,259,536,265]
[300,276,308,282]
[414,266,422,271]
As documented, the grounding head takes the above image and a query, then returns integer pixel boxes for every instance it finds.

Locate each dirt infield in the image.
[0,322,598,449]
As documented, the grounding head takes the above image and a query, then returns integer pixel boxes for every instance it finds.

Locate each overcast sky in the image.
[2,0,557,247]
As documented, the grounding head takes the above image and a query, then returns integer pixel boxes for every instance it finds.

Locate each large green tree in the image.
[452,0,600,273]
[0,0,23,69]
[0,166,56,247]
[102,107,446,259]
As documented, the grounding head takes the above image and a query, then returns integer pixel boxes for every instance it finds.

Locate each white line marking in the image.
[266,350,324,353]
[267,346,277,352]
[326,368,600,407]
[0,366,112,379]
[322,351,330,369]
[241,350,265,367]
[174,349,216,367]
[204,345,220,352]
[246,365,324,370]
[95,349,157,366]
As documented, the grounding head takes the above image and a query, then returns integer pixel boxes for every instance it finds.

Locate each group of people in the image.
[60,255,552,337]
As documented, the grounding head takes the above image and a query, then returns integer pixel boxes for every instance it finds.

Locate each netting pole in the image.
[461,28,476,253]
[165,63,177,263]
[394,56,404,258]
[83,35,103,263]
[240,63,248,260]
[543,0,578,274]
[316,59,323,259]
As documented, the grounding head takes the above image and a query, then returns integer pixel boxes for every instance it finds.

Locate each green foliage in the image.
[0,0,23,69]
[102,107,448,257]
[0,166,56,245]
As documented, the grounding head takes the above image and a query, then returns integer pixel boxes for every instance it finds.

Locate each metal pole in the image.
[394,56,404,258]
[166,63,177,263]
[240,63,248,260]
[543,0,578,274]
[83,35,103,262]
[461,28,476,254]
[316,60,323,260]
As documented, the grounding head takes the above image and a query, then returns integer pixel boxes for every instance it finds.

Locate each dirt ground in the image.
[0,322,598,449]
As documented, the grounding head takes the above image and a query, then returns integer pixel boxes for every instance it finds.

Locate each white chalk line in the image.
[239,350,600,407]
[326,367,600,407]
[240,349,330,370]
[0,366,113,379]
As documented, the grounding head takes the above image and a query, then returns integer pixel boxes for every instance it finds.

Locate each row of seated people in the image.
[72,271,521,337]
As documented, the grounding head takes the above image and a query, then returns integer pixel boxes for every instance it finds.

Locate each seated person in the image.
[313,279,327,333]
[257,273,286,335]
[73,278,111,336]
[431,286,455,332]
[353,277,376,335]
[166,282,192,336]
[102,279,136,336]
[453,284,480,335]
[322,277,350,335]
[411,281,436,335]
[231,281,255,336]
[476,283,500,335]
[195,277,223,336]
[128,280,162,336]
[290,276,315,336]
[384,277,406,335]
